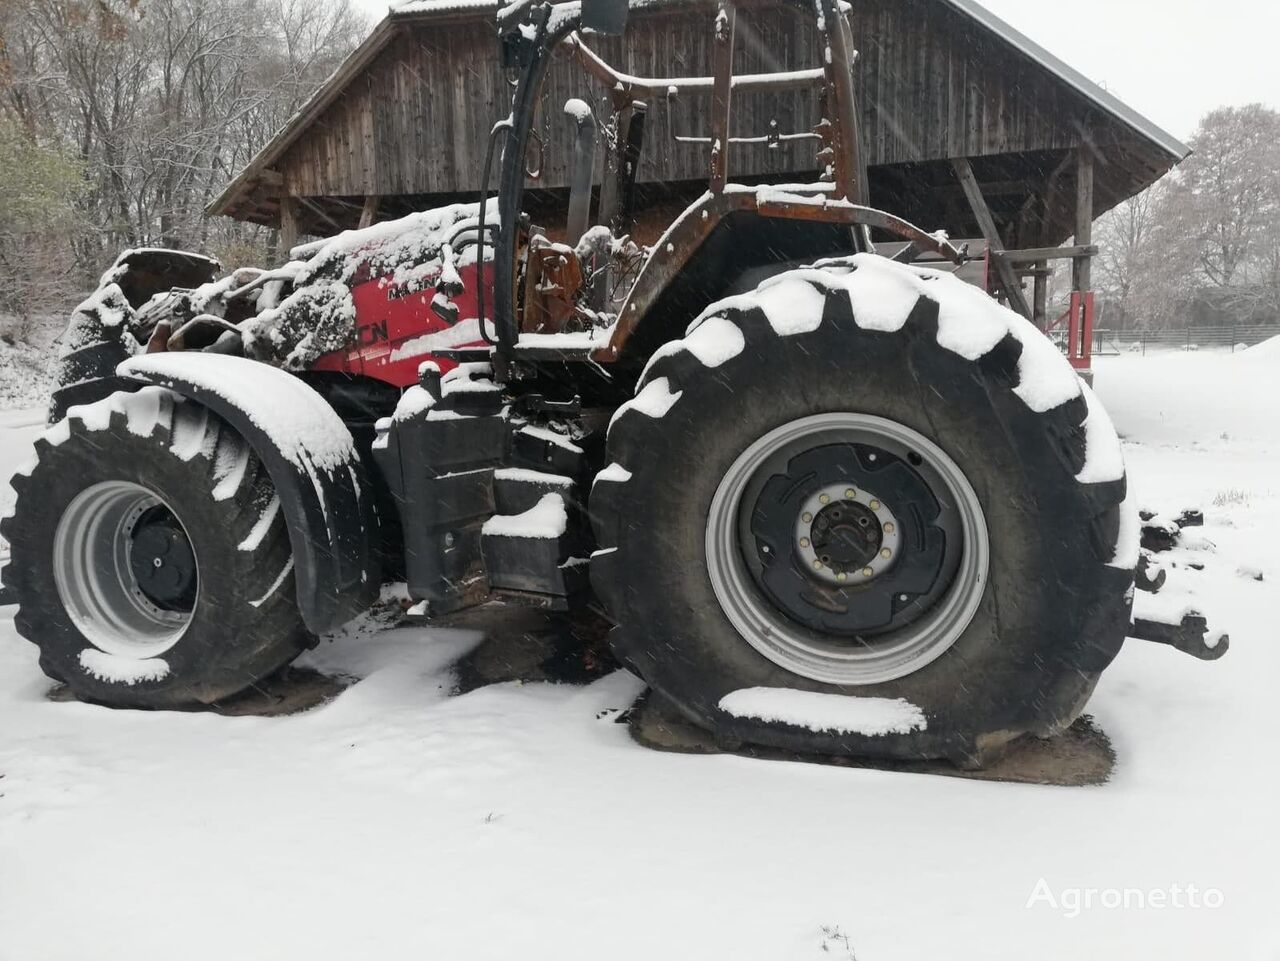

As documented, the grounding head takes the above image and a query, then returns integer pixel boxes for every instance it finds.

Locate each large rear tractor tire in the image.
[1,387,309,708]
[590,256,1136,766]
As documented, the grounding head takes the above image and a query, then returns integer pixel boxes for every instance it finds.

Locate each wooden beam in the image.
[1002,244,1098,263]
[1073,146,1095,292]
[358,194,380,229]
[951,157,1032,319]
[279,196,299,253]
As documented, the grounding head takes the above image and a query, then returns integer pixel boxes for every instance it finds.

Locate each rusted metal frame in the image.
[821,0,866,203]
[709,3,737,194]
[564,33,824,98]
[951,157,1033,320]
[595,97,634,235]
[593,189,966,363]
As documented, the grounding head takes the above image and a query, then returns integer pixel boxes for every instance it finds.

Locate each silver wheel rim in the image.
[53,481,198,658]
[705,413,989,685]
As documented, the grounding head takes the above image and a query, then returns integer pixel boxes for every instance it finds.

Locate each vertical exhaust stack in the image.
[564,99,597,246]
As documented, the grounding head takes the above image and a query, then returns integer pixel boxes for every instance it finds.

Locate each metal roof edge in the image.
[940,0,1190,161]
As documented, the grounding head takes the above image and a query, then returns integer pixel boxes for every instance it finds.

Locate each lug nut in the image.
[845,489,856,499]
[862,567,874,577]
[883,522,895,534]
[881,548,892,559]
[869,499,881,510]
[813,559,824,570]
[836,572,847,582]
[802,512,812,523]
[799,537,810,548]
[819,494,830,505]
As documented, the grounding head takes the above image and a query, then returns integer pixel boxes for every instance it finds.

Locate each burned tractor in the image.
[3,0,1178,766]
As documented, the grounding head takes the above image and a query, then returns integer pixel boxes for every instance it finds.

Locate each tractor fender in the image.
[118,353,380,634]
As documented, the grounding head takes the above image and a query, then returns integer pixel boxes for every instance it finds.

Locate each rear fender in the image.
[118,354,380,634]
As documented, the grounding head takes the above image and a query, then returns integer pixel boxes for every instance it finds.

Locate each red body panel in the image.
[311,262,494,387]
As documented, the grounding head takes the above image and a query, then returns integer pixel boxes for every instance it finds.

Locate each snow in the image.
[249,558,294,608]
[119,353,356,475]
[563,97,592,122]
[517,423,583,453]
[640,314,744,383]
[237,496,281,552]
[492,467,574,487]
[592,462,633,485]
[1075,383,1126,484]
[0,328,58,410]
[481,493,568,539]
[607,376,682,435]
[0,350,1277,959]
[691,255,1084,420]
[719,688,927,736]
[78,649,170,685]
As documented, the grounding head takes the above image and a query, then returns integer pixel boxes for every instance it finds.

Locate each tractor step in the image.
[493,467,576,514]
[480,491,588,596]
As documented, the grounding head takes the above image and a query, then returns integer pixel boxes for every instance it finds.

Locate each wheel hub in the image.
[128,506,198,611]
[793,483,901,585]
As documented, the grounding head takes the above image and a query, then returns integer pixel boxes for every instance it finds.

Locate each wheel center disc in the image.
[705,412,990,686]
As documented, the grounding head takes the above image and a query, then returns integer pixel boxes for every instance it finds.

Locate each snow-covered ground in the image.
[0,348,1277,960]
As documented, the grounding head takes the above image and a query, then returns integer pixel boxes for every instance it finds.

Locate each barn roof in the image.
[209,0,1189,230]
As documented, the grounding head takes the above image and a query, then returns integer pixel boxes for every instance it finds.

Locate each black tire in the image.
[591,260,1135,766]
[1,387,309,708]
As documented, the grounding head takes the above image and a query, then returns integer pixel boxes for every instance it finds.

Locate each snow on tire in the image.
[590,254,1135,766]
[0,387,309,708]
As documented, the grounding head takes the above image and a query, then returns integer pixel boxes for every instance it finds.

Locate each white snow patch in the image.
[682,315,746,368]
[610,377,682,433]
[1109,493,1141,571]
[168,405,212,461]
[238,496,281,552]
[593,462,633,485]
[119,354,355,475]
[210,439,250,502]
[517,424,583,453]
[481,493,568,540]
[719,688,927,736]
[78,649,170,685]
[393,385,437,422]
[493,467,574,487]
[1075,383,1126,484]
[389,317,495,363]
[250,558,294,608]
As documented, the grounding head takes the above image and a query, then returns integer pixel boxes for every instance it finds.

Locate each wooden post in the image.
[1073,146,1094,292]
[709,2,736,194]
[952,157,1032,320]
[358,194,380,229]
[1033,261,1049,330]
[279,196,300,254]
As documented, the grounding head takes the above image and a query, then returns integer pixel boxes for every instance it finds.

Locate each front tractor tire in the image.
[591,256,1135,766]
[2,388,309,708]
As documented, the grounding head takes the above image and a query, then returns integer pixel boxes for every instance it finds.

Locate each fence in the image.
[1049,325,1278,356]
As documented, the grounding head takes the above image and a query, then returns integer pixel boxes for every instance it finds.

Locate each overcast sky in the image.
[356,0,1277,141]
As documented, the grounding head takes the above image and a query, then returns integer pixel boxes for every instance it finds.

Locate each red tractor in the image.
[4,0,1191,766]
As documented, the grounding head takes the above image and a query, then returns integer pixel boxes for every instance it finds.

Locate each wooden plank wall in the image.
[281,0,1101,201]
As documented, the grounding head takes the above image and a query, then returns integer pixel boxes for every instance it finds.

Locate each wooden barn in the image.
[209,0,1187,326]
